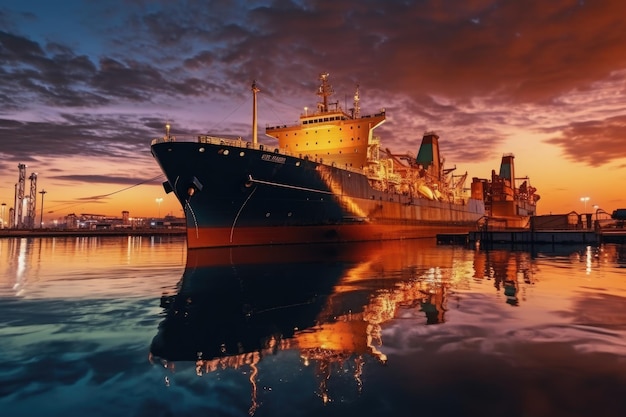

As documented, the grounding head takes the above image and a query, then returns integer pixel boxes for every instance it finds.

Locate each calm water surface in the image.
[1,236,625,417]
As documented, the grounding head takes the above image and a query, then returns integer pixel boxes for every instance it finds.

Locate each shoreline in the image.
[0,228,187,239]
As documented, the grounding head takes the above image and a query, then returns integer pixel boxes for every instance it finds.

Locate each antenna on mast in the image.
[353,83,361,119]
[317,73,333,113]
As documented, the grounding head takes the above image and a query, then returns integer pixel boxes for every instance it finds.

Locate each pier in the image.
[0,228,186,239]
[437,228,626,245]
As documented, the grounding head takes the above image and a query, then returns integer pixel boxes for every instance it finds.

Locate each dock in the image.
[438,229,626,245]
[0,228,186,239]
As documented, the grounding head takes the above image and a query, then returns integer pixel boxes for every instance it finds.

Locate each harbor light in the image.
[155,197,163,218]
[580,196,590,213]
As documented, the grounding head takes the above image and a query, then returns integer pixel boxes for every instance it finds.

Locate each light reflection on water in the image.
[1,237,625,417]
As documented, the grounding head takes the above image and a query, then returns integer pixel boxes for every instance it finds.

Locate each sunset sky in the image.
[1,0,625,223]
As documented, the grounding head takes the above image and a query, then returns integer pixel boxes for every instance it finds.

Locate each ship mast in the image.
[353,83,361,119]
[317,73,334,113]
[251,80,260,146]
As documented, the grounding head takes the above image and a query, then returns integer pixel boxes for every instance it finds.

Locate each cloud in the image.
[545,115,626,167]
[1,0,626,183]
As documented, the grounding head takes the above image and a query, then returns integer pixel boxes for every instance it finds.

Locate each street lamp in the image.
[580,196,590,213]
[1,203,5,229]
[155,197,163,218]
[39,190,47,228]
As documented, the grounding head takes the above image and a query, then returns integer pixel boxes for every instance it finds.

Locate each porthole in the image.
[265,212,271,218]
[199,147,205,152]
[223,149,230,155]
[239,151,245,157]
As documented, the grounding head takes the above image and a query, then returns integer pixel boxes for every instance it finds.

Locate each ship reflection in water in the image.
[149,240,460,412]
[147,240,626,416]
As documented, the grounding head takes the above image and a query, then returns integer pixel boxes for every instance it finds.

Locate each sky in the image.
[1,0,626,224]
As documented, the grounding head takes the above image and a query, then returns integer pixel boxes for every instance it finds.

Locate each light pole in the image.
[580,196,590,213]
[39,189,47,228]
[1,203,5,229]
[155,197,163,218]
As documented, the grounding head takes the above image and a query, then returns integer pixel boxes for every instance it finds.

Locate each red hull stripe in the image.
[186,223,475,248]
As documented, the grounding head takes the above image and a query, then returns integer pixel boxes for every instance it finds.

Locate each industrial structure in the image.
[10,163,39,229]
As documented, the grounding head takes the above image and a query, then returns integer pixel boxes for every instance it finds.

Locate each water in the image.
[1,236,625,417]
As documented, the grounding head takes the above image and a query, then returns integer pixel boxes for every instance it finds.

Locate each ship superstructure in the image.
[471,154,540,229]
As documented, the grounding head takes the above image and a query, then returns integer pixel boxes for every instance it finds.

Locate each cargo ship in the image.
[151,73,489,248]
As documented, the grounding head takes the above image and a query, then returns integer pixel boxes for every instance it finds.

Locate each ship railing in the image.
[151,134,257,148]
[152,133,376,175]
[152,134,302,157]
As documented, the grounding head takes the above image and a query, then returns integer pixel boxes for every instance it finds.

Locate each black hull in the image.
[151,140,485,248]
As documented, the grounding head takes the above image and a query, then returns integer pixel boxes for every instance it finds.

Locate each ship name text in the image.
[261,154,287,164]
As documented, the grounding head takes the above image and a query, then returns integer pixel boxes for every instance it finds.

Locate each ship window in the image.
[328,140,330,143]
[324,117,329,121]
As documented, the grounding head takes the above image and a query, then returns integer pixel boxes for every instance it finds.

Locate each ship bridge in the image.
[265,73,386,168]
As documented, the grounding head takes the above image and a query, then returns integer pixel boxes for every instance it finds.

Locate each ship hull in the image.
[151,140,484,248]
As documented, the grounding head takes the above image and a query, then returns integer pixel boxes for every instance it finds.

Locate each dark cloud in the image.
[1,0,625,175]
[0,114,152,160]
[545,115,626,167]
[50,174,162,187]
